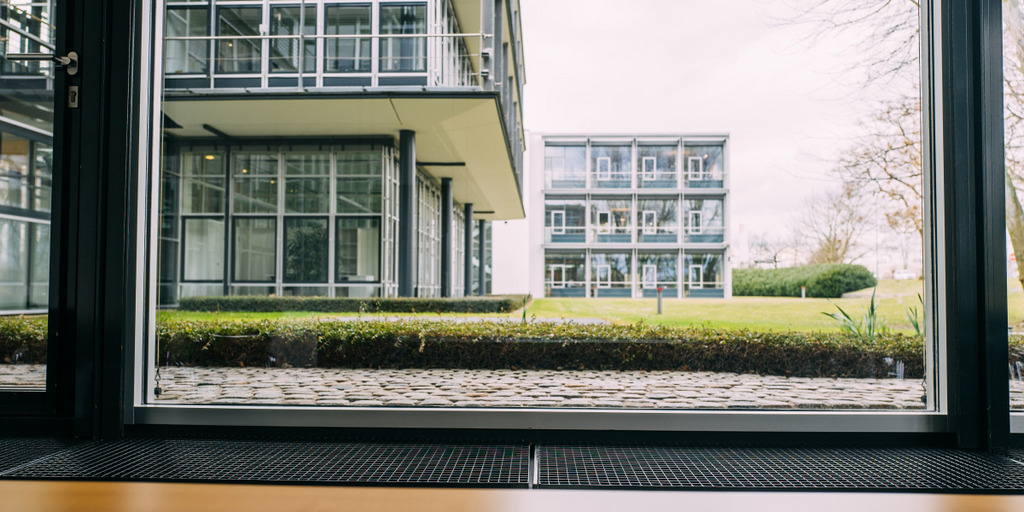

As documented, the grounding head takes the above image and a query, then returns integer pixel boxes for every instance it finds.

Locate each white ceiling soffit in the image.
[163,95,524,220]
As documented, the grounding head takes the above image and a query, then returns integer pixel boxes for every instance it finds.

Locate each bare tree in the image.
[786,0,1024,290]
[748,233,791,268]
[799,184,869,265]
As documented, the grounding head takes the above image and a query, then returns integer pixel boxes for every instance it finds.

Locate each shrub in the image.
[0,316,47,364]
[733,264,877,298]
[154,318,928,378]
[177,295,528,314]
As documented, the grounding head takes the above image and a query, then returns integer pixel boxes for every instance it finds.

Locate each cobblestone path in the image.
[6,364,1024,409]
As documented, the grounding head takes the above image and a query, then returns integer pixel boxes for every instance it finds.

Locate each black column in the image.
[463,203,473,296]
[440,178,453,297]
[477,219,486,296]
[398,130,416,297]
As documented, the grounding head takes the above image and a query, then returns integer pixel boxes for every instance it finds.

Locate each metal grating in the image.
[0,438,82,475]
[3,438,529,487]
[537,445,1024,492]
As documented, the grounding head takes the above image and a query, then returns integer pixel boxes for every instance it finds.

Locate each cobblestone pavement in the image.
[5,364,1024,409]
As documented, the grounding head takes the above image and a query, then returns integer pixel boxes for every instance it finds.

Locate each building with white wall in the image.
[527,133,730,299]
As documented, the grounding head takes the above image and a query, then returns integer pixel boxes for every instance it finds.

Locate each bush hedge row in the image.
[177,295,528,314]
[8,315,1024,380]
[178,294,528,313]
[732,264,878,298]
[150,318,927,378]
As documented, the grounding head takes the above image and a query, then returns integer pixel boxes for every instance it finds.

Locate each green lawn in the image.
[156,279,1024,334]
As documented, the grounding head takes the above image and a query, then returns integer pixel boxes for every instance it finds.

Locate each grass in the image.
[154,279,1024,334]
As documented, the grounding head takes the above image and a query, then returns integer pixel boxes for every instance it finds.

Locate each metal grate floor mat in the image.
[0,438,82,474]
[537,445,1024,492]
[1,438,530,487]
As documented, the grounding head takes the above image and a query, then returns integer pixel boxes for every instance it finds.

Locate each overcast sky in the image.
[517,0,916,253]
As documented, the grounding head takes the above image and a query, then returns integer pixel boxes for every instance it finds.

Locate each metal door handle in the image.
[6,51,78,76]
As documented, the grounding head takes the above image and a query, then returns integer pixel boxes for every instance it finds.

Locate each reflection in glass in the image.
[337,178,382,214]
[637,145,678,188]
[285,218,329,283]
[380,4,426,72]
[234,218,276,282]
[590,198,631,242]
[217,7,262,73]
[544,198,585,243]
[336,217,380,282]
[0,219,27,309]
[591,252,631,297]
[270,6,316,73]
[684,145,725,187]
[637,198,678,243]
[544,144,586,188]
[684,253,723,296]
[591,144,631,188]
[166,8,208,74]
[326,5,372,72]
[183,218,225,281]
[637,252,678,297]
[685,198,724,243]
[544,252,585,297]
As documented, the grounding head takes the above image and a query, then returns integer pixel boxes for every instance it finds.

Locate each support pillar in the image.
[478,219,487,296]
[464,203,473,296]
[440,178,453,297]
[398,130,416,297]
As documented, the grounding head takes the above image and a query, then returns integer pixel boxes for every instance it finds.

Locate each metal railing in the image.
[164,33,483,89]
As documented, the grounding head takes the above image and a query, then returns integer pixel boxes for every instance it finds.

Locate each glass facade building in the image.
[532,134,730,299]
[153,0,525,305]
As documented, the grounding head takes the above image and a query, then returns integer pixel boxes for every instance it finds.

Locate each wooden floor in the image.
[2,481,1024,512]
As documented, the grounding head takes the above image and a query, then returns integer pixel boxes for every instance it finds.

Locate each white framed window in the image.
[689,264,703,289]
[687,156,704,181]
[641,156,657,180]
[642,210,657,234]
[688,210,703,234]
[548,264,567,288]
[596,156,612,180]
[551,210,565,235]
[597,211,611,234]
[596,264,611,288]
[642,264,657,289]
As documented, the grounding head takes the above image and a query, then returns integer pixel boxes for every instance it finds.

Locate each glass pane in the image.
[33,144,52,212]
[284,217,328,283]
[325,5,372,72]
[337,178,381,213]
[182,152,226,213]
[591,144,631,188]
[379,4,426,72]
[337,148,382,175]
[0,218,27,309]
[269,6,316,73]
[545,144,586,188]
[1007,2,1024,413]
[232,152,279,213]
[544,198,586,243]
[638,144,678,188]
[183,218,225,281]
[166,7,209,74]
[637,198,678,243]
[336,217,380,282]
[217,7,262,73]
[0,133,29,208]
[234,218,276,282]
[684,145,725,187]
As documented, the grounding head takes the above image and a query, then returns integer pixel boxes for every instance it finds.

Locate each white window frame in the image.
[596,156,612,181]
[642,210,657,235]
[641,156,657,180]
[687,156,704,181]
[595,264,612,288]
[597,211,611,234]
[642,264,657,289]
[550,210,565,235]
[689,264,704,289]
[548,264,567,288]
[688,210,703,234]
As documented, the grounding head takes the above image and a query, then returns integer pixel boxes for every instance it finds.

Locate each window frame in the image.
[4,0,1012,445]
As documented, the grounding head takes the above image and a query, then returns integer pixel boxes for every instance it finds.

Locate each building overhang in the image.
[162,91,523,220]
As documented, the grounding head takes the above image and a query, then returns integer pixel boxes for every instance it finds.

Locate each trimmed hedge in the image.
[152,318,927,379]
[733,264,878,298]
[177,295,528,314]
[8,315,1024,380]
[0,316,47,364]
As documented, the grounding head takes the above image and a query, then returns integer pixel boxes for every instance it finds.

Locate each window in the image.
[217,6,262,73]
[687,156,704,181]
[325,4,372,73]
[166,7,208,74]
[641,157,657,180]
[688,211,703,234]
[379,4,427,72]
[642,264,657,289]
[689,264,703,289]
[595,264,611,288]
[551,210,565,234]
[233,217,276,282]
[269,6,317,74]
[544,144,586,188]
[595,157,611,181]
[642,210,657,234]
[284,218,329,283]
[336,218,381,282]
[596,211,611,234]
[182,218,224,281]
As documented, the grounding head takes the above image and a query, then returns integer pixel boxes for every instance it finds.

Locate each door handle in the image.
[6,51,78,76]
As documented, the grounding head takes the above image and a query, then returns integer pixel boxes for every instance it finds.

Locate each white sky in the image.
[517,0,910,247]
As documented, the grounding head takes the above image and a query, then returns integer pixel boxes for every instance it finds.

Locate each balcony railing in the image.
[684,226,725,243]
[545,226,586,244]
[163,33,483,89]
